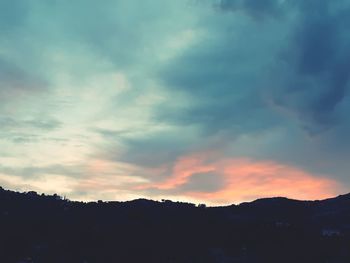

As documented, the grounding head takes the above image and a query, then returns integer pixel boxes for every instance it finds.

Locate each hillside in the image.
[0,187,350,263]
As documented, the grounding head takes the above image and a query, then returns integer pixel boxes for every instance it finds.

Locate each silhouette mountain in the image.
[0,186,349,263]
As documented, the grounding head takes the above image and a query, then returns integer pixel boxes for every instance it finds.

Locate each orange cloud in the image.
[139,152,342,205]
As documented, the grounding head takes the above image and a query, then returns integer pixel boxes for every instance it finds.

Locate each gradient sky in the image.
[0,0,349,205]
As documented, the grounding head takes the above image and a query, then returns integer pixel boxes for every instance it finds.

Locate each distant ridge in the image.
[0,186,349,263]
[1,185,348,207]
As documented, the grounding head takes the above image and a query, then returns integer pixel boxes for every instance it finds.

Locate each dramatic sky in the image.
[1,0,349,205]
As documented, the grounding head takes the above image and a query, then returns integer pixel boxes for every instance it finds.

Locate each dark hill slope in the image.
[0,187,349,263]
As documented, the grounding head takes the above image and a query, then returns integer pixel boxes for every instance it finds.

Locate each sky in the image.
[0,0,349,205]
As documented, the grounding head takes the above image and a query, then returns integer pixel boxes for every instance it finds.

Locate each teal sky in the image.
[1,0,350,205]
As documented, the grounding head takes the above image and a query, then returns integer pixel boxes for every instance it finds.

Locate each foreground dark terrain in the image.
[0,187,350,263]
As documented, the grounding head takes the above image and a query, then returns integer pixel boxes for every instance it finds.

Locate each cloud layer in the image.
[0,0,349,204]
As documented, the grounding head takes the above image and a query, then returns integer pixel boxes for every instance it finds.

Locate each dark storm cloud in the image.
[156,8,284,136]
[119,0,350,189]
[268,0,350,133]
[218,0,284,19]
[157,0,350,136]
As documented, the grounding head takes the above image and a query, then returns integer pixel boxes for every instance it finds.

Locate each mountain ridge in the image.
[1,185,349,207]
[0,186,350,263]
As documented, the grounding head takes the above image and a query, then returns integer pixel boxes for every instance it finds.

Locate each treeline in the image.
[0,187,350,263]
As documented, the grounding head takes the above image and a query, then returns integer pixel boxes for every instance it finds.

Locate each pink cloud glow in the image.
[138,152,342,205]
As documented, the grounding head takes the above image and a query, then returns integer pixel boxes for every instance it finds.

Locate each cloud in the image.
[177,172,224,193]
[156,2,287,136]
[84,0,350,197]
[137,151,342,205]
[0,58,45,101]
[0,117,61,131]
[217,0,285,19]
[0,158,150,201]
[0,116,61,143]
[136,0,350,185]
[267,0,350,133]
[158,0,350,135]
[0,172,73,196]
[0,0,28,33]
[0,0,349,204]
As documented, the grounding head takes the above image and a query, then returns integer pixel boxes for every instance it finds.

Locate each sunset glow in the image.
[0,0,349,205]
[138,152,341,205]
